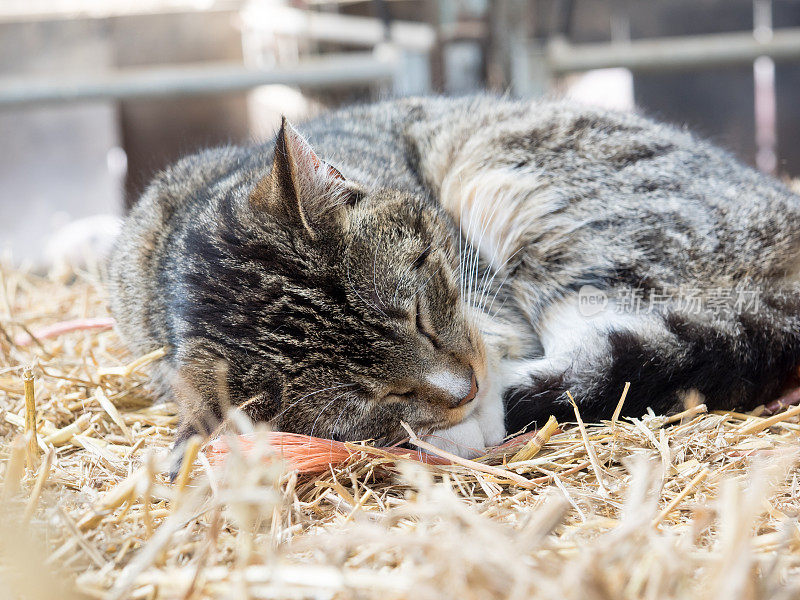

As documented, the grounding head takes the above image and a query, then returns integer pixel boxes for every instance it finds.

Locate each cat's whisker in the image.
[468,184,498,303]
[457,227,463,299]
[478,247,524,314]
[473,257,495,311]
[372,243,387,310]
[328,397,354,440]
[478,265,511,314]
[308,392,348,439]
[467,219,482,304]
[472,245,482,310]
[468,187,505,309]
[462,240,476,310]
[467,246,477,310]
[457,167,467,302]
[271,383,356,422]
[478,247,523,296]
[461,247,473,307]
[346,262,390,319]
[490,296,509,320]
[459,178,482,309]
[308,400,336,439]
[485,270,515,318]
[460,237,472,305]
[475,232,515,313]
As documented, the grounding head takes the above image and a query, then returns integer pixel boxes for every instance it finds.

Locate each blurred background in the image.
[2,0,800,268]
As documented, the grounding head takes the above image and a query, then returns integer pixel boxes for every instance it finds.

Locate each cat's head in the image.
[240,118,492,447]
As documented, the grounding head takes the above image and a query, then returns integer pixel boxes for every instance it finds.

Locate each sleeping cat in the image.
[108,95,800,458]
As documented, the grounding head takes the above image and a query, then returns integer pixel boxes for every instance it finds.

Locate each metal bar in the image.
[0,52,396,108]
[0,1,242,24]
[547,27,800,74]
[242,6,435,53]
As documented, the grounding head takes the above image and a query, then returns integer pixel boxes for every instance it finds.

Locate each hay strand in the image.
[737,403,800,435]
[567,391,608,496]
[174,435,202,495]
[510,415,558,463]
[22,367,39,470]
[401,421,540,489]
[1,434,27,504]
[611,381,630,426]
[652,467,710,527]
[77,468,145,532]
[22,447,54,525]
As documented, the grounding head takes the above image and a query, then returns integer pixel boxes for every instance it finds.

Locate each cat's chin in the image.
[420,373,506,459]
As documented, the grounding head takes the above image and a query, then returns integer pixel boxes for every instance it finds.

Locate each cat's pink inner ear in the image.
[251,117,353,233]
[282,120,345,187]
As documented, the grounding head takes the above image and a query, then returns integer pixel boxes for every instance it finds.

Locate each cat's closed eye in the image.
[411,246,432,269]
[414,298,441,348]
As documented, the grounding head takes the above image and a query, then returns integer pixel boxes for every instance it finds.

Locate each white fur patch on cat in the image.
[425,369,472,400]
[440,163,563,273]
[422,368,505,458]
[502,291,668,390]
[537,293,646,357]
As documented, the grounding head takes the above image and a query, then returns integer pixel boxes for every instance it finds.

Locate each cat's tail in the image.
[502,284,800,433]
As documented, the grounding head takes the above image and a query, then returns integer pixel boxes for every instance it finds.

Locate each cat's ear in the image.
[250,117,361,236]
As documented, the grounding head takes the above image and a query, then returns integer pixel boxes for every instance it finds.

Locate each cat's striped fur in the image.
[108,95,800,458]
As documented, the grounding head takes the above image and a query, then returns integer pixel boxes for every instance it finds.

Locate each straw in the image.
[2,261,800,599]
[737,403,800,435]
[509,415,558,463]
[12,316,115,347]
[401,421,541,490]
[611,381,630,426]
[22,448,54,525]
[567,391,608,496]
[1,434,27,504]
[652,467,710,527]
[174,436,202,495]
[22,367,39,470]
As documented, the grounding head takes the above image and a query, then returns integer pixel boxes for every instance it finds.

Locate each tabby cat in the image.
[108,95,800,458]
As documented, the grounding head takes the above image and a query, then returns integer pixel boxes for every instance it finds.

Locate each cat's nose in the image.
[455,371,478,407]
[421,366,478,408]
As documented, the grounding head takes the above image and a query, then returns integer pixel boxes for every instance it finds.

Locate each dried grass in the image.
[1,261,800,600]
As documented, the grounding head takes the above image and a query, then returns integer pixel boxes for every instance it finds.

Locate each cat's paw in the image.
[423,417,487,458]
[421,382,506,458]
